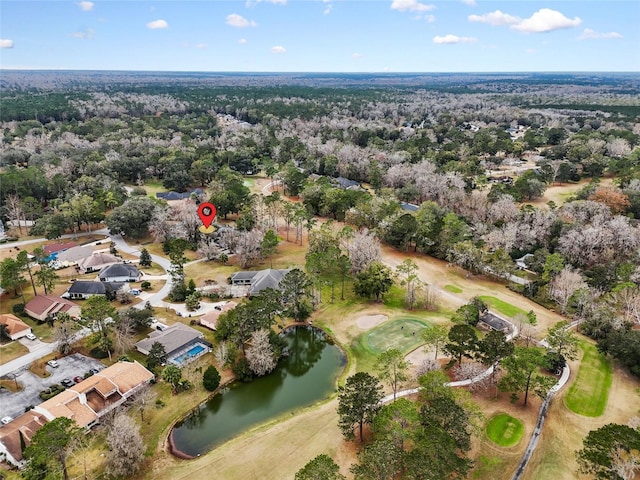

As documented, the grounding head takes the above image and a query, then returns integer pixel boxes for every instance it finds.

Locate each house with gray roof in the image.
[230,268,290,296]
[77,252,120,274]
[63,281,125,300]
[135,323,206,361]
[479,312,512,333]
[55,246,93,266]
[98,264,142,283]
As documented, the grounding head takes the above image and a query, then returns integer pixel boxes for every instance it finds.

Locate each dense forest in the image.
[1,71,640,375]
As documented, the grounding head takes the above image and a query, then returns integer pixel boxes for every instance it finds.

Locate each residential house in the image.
[0,412,48,467]
[230,268,290,296]
[479,312,512,334]
[198,301,237,331]
[24,295,81,322]
[55,246,93,267]
[77,252,120,274]
[63,281,125,300]
[0,314,32,340]
[156,188,204,201]
[98,264,142,283]
[331,176,362,190]
[41,242,76,262]
[135,323,208,364]
[0,361,154,468]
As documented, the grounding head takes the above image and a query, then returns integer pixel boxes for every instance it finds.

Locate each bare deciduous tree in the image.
[343,228,381,274]
[113,315,135,356]
[246,329,276,377]
[453,362,491,392]
[414,358,439,379]
[53,313,77,354]
[549,267,587,313]
[105,414,145,478]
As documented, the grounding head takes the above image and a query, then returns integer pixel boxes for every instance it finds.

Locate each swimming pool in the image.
[172,344,207,365]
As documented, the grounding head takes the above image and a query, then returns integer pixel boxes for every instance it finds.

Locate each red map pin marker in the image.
[197,202,217,228]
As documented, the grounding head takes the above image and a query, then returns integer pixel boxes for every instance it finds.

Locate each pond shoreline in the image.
[167,324,346,459]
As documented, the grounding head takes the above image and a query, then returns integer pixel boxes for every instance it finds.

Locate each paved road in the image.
[108,234,174,310]
[0,229,110,250]
[0,327,91,378]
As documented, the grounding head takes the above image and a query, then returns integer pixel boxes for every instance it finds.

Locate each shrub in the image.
[12,303,25,316]
[141,281,152,290]
[203,365,221,392]
[232,357,254,382]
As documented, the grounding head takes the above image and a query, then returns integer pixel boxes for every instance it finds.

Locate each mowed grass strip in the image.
[478,296,527,318]
[564,341,612,417]
[486,413,525,447]
[444,284,463,294]
[360,318,430,355]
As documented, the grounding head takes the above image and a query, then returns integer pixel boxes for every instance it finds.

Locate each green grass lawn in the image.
[485,413,525,447]
[359,317,430,355]
[478,296,528,318]
[564,341,612,417]
[444,284,463,294]
[472,455,506,479]
[0,341,29,365]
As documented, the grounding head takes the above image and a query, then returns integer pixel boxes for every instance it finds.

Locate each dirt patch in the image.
[356,313,388,329]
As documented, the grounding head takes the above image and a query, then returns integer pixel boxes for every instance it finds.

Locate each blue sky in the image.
[1,1,638,72]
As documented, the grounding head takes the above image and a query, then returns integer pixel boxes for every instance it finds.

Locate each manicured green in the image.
[478,296,527,318]
[564,341,612,417]
[485,413,525,447]
[359,317,430,356]
[444,284,463,294]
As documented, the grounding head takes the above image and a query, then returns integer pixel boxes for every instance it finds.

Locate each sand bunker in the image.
[356,314,388,329]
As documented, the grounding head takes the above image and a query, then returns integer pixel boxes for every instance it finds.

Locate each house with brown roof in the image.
[0,412,48,467]
[77,252,120,274]
[24,295,81,322]
[0,361,154,468]
[33,360,154,428]
[0,314,32,341]
[198,301,237,331]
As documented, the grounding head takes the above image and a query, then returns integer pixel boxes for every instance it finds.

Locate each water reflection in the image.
[171,326,345,457]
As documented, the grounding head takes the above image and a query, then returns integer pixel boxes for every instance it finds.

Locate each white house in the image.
[98,264,142,283]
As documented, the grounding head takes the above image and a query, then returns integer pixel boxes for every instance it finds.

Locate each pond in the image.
[170,325,346,457]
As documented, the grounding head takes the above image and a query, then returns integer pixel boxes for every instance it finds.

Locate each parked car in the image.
[61,379,74,388]
[73,376,84,384]
[1,416,13,425]
[26,333,37,341]
[47,360,59,368]
[89,368,101,375]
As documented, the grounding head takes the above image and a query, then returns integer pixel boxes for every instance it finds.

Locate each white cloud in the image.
[461,0,476,5]
[147,19,169,29]
[391,0,435,13]
[512,8,581,33]
[577,28,623,40]
[72,28,95,39]
[246,0,286,5]
[271,45,286,54]
[226,13,257,28]
[0,39,15,48]
[76,1,94,12]
[195,43,208,49]
[238,38,247,44]
[526,48,536,54]
[424,14,435,23]
[324,4,333,15]
[433,34,477,44]
[352,52,363,59]
[468,10,520,26]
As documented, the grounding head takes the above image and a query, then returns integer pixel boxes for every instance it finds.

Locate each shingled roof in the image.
[135,322,202,356]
